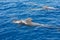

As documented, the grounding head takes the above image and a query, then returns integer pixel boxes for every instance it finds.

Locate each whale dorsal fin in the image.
[25,18,32,23]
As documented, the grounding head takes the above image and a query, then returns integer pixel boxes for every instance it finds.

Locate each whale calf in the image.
[13,18,47,26]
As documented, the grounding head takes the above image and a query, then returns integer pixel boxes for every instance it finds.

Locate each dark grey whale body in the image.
[13,18,46,26]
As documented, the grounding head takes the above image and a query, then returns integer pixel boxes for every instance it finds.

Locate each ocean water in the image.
[0,0,60,40]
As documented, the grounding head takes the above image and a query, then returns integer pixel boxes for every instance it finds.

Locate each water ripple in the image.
[0,1,60,40]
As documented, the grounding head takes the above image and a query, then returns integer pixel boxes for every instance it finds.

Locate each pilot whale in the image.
[13,18,47,26]
[42,6,57,10]
[31,6,58,10]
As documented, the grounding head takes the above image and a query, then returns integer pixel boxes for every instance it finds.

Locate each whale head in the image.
[13,20,22,24]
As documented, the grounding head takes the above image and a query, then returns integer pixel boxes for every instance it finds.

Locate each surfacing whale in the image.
[42,6,57,10]
[13,18,47,26]
[31,6,58,10]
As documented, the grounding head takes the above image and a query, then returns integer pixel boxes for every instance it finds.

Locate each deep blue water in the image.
[0,0,60,40]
